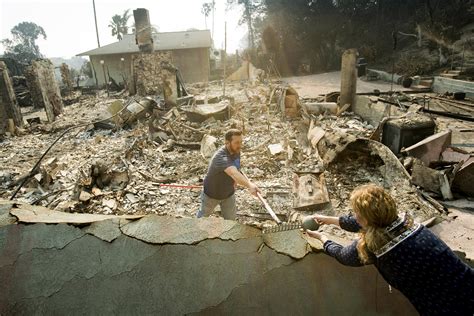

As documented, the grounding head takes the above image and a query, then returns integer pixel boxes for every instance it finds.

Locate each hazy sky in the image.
[0,0,246,58]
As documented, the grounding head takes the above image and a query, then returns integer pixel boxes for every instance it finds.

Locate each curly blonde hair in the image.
[350,184,398,263]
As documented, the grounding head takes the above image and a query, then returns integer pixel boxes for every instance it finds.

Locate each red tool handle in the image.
[156,183,203,189]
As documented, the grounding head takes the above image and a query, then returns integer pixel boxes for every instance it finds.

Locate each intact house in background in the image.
[77,30,212,86]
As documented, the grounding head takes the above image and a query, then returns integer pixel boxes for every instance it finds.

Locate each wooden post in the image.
[340,49,358,110]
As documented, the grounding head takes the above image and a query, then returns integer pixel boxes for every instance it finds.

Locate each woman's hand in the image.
[312,215,339,226]
[304,230,329,243]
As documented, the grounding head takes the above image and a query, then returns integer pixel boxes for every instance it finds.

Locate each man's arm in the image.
[224,166,260,196]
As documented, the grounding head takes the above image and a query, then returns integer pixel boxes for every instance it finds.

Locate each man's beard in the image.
[227,145,240,155]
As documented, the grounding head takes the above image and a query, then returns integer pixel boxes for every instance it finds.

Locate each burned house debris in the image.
[1,49,472,226]
[1,4,474,315]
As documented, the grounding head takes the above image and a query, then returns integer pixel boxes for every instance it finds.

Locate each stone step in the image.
[448,70,462,75]
[440,73,459,79]
[411,85,432,91]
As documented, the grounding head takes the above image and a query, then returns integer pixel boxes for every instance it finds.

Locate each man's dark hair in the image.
[225,129,242,142]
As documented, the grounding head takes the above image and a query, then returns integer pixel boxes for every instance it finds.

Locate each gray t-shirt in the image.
[203,146,241,199]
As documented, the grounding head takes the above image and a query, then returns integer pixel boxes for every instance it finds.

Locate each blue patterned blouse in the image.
[324,215,474,316]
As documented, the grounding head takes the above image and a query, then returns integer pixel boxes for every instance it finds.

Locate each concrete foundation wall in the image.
[353,96,405,126]
[0,207,418,315]
[433,76,474,98]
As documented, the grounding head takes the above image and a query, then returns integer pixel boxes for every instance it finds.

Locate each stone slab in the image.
[83,218,122,242]
[121,215,261,244]
[263,229,310,259]
[6,201,144,224]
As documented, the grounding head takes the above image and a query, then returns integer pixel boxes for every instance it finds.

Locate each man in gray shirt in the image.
[197,129,260,220]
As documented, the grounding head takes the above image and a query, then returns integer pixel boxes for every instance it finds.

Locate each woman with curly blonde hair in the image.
[306,184,474,316]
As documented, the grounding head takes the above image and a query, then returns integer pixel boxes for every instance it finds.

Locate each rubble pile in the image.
[324,139,436,222]
[0,79,452,233]
[360,91,474,201]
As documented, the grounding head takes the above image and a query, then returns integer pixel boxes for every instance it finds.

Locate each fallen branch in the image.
[31,189,66,205]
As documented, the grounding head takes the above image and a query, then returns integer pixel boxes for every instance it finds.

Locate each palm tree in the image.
[108,9,131,41]
[201,2,213,29]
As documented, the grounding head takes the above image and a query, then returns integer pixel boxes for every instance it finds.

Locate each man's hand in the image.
[248,183,260,197]
[304,230,329,243]
[224,167,261,197]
